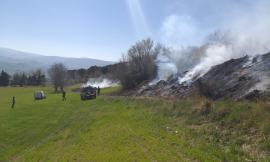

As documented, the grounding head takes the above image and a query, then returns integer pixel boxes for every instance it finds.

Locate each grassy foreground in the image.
[0,86,269,161]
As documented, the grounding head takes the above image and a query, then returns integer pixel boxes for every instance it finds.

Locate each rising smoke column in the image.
[156,0,270,84]
[150,48,178,84]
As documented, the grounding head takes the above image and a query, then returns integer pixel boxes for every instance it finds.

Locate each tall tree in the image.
[0,70,10,86]
[11,72,27,86]
[48,63,67,92]
[30,69,46,86]
[117,38,160,89]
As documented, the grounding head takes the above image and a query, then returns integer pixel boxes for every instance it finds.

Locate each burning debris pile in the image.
[136,52,270,100]
[137,76,200,99]
[198,53,270,100]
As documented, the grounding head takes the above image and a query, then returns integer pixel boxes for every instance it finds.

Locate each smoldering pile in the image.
[141,0,270,100]
[136,52,270,101]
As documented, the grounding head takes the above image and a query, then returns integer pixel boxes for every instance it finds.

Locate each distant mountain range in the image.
[0,48,114,74]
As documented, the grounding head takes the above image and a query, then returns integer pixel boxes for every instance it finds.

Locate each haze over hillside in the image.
[0,48,114,73]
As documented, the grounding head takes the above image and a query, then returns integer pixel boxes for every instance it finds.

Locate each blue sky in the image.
[0,0,266,61]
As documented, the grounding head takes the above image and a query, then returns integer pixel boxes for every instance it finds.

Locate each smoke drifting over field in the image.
[156,0,270,83]
[83,77,119,88]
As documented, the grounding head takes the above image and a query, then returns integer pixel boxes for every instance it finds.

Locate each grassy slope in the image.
[0,87,269,161]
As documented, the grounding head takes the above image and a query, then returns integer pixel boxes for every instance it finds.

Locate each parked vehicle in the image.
[34,91,46,100]
[80,86,96,100]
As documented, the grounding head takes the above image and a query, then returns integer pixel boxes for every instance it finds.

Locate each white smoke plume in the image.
[82,77,119,88]
[179,43,234,83]
[150,48,178,84]
[156,0,270,84]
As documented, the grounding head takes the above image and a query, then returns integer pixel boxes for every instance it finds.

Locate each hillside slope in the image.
[0,48,114,73]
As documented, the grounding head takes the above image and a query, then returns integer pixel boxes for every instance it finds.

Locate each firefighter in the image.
[11,96,15,108]
[62,90,66,101]
[97,86,101,96]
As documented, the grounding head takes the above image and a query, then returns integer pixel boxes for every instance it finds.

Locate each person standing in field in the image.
[11,96,15,108]
[62,90,66,101]
[97,86,101,96]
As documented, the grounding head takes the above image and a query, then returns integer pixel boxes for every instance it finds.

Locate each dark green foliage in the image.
[10,69,46,86]
[0,70,10,86]
[66,63,122,84]
[27,69,46,86]
[10,72,27,86]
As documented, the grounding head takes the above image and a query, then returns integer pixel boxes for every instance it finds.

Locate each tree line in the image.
[0,69,46,87]
[0,64,72,92]
[66,63,122,84]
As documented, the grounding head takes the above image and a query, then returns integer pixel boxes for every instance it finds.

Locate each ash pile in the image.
[136,52,270,101]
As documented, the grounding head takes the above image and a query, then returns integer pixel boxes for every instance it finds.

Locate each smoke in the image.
[160,14,205,48]
[150,48,178,84]
[248,75,270,93]
[179,43,234,83]
[83,77,119,88]
[156,0,270,84]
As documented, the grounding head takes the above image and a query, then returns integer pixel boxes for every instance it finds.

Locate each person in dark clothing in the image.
[97,86,101,96]
[11,96,15,108]
[62,91,66,101]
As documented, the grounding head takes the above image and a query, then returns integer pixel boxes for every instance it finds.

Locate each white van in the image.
[34,91,46,100]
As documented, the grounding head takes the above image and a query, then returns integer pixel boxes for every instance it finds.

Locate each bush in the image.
[0,70,10,86]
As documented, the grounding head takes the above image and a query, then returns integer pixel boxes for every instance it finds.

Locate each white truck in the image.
[34,91,46,100]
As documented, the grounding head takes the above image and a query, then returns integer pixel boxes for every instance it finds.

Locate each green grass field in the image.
[0,86,269,161]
